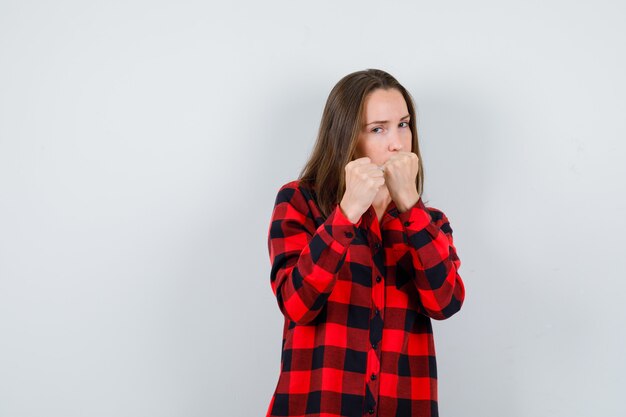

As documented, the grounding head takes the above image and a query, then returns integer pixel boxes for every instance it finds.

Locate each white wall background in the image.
[1,1,624,416]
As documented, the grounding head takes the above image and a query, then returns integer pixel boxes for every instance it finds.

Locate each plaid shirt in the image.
[266,180,465,417]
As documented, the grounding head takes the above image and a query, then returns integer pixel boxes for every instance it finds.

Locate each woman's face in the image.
[354,88,412,166]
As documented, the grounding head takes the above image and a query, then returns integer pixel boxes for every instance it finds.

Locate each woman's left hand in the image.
[383,151,420,212]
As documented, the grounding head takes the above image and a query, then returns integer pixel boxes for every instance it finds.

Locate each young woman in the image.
[266,69,465,417]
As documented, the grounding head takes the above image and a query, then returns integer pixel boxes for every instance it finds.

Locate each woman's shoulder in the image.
[420,201,453,231]
[424,204,446,221]
[276,179,303,193]
[272,180,324,224]
[274,179,317,204]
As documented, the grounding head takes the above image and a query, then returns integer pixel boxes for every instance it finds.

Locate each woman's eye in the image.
[399,121,409,128]
[372,127,383,133]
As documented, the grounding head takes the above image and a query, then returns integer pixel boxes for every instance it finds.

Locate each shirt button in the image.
[374,243,381,250]
[404,221,411,227]
[371,373,377,381]
[372,343,377,349]
[375,309,380,315]
[368,409,375,415]
[376,276,382,283]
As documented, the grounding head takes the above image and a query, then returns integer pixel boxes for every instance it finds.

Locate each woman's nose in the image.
[388,130,403,151]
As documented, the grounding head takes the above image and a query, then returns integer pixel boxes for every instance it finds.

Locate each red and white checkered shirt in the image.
[266,180,465,417]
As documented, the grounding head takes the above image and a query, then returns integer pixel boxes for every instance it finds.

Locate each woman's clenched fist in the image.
[340,157,385,223]
[382,151,420,212]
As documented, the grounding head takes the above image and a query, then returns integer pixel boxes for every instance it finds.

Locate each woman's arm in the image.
[396,198,465,320]
[268,182,358,325]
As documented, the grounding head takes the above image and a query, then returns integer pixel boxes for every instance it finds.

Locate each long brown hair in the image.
[299,69,424,218]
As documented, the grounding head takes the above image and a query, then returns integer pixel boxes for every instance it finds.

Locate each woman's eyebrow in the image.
[365,114,410,126]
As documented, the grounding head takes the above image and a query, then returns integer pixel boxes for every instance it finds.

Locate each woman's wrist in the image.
[395,190,420,213]
[339,200,362,224]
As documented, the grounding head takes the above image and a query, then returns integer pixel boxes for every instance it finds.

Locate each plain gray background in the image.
[1,1,625,416]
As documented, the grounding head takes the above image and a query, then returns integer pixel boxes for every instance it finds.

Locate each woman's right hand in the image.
[339,157,385,223]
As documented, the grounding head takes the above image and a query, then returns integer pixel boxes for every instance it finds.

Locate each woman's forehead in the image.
[363,89,409,121]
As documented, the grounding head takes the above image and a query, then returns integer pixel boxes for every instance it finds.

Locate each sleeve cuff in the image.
[397,197,432,232]
[322,205,361,247]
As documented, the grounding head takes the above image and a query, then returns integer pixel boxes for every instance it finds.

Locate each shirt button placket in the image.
[367,234,384,417]
[368,275,384,417]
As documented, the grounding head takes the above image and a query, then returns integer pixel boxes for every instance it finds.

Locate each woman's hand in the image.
[383,151,420,212]
[340,157,385,223]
